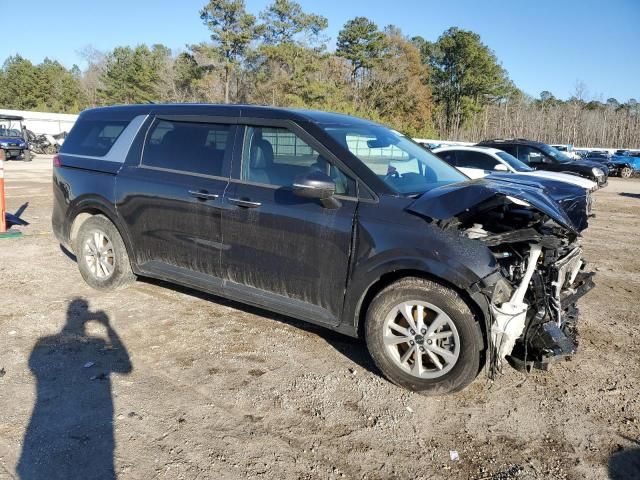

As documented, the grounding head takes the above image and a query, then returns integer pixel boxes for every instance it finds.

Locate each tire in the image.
[365,277,483,395]
[74,215,135,290]
[620,166,632,179]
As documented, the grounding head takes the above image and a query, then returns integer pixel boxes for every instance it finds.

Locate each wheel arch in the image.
[66,197,136,270]
[350,268,489,363]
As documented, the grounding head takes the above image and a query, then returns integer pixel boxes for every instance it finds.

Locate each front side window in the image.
[323,124,466,195]
[539,144,572,163]
[240,126,354,195]
[517,146,547,165]
[495,151,533,172]
[142,119,232,176]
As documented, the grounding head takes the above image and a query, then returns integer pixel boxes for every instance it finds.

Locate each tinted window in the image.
[435,150,457,166]
[496,151,533,172]
[496,144,518,157]
[456,151,500,170]
[517,146,546,164]
[142,119,232,176]
[63,119,129,157]
[241,126,355,195]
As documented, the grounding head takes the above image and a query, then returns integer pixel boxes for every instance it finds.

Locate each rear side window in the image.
[63,119,130,157]
[142,119,232,177]
[456,151,500,170]
[435,150,457,166]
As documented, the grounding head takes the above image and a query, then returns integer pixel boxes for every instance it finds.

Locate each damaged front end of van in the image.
[407,178,595,376]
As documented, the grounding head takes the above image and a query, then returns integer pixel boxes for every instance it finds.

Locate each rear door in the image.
[220,122,359,325]
[116,116,236,282]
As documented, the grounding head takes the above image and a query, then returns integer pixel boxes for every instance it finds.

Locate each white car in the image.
[432,145,598,191]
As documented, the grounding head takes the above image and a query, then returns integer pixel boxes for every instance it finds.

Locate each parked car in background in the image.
[582,151,640,178]
[0,114,31,161]
[477,139,608,186]
[609,151,640,178]
[433,146,598,190]
[433,145,596,217]
[52,104,594,395]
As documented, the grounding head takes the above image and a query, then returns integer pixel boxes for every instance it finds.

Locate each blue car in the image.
[610,151,640,178]
[584,151,639,178]
[0,114,30,161]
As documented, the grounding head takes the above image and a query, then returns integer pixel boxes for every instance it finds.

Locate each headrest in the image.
[251,139,274,169]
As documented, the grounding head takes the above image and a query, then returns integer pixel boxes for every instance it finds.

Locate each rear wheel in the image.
[365,277,482,395]
[620,166,632,178]
[75,215,135,290]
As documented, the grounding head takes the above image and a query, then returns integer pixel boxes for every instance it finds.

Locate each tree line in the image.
[0,0,638,147]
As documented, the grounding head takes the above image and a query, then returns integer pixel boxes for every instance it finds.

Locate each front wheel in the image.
[620,166,633,178]
[75,215,135,290]
[365,278,483,395]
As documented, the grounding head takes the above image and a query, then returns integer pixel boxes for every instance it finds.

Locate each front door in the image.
[220,124,358,324]
[116,117,236,280]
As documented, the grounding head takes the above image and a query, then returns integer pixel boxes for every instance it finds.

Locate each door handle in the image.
[189,190,219,201]
[228,198,262,208]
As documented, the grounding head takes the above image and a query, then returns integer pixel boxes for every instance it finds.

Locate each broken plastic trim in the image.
[490,244,542,371]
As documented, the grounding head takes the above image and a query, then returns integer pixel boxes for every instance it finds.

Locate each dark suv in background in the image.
[477,138,608,186]
[52,105,594,395]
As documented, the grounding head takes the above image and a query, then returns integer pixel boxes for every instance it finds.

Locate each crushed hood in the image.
[406,178,580,233]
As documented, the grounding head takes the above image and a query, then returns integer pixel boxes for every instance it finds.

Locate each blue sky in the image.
[5,0,639,101]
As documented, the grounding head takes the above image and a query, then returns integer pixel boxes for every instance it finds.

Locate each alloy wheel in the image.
[383,301,460,379]
[83,230,115,280]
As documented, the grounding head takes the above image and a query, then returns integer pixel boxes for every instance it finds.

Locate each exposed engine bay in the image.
[462,195,594,376]
[407,179,596,377]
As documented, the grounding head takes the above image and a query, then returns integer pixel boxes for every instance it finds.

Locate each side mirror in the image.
[493,163,509,172]
[292,170,340,209]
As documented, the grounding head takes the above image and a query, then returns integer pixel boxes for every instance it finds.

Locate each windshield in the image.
[495,151,534,172]
[322,124,467,194]
[539,144,572,163]
[0,120,23,138]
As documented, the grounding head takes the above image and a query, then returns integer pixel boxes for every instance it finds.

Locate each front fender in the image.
[339,198,500,336]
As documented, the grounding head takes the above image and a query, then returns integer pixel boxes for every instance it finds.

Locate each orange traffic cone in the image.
[0,150,23,239]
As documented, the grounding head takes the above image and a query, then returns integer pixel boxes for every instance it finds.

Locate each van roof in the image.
[80,104,379,128]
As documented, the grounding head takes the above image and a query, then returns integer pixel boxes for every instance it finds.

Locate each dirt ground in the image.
[0,156,638,480]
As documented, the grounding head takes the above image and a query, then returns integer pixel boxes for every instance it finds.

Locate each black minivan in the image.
[52,105,594,394]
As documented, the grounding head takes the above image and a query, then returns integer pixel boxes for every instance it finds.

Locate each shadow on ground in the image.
[619,192,640,199]
[17,299,132,480]
[609,439,640,480]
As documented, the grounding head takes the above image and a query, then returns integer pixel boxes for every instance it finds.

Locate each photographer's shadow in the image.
[17,299,132,480]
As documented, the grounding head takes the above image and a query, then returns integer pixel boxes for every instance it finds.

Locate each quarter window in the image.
[62,119,129,157]
[240,126,355,195]
[142,119,232,176]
